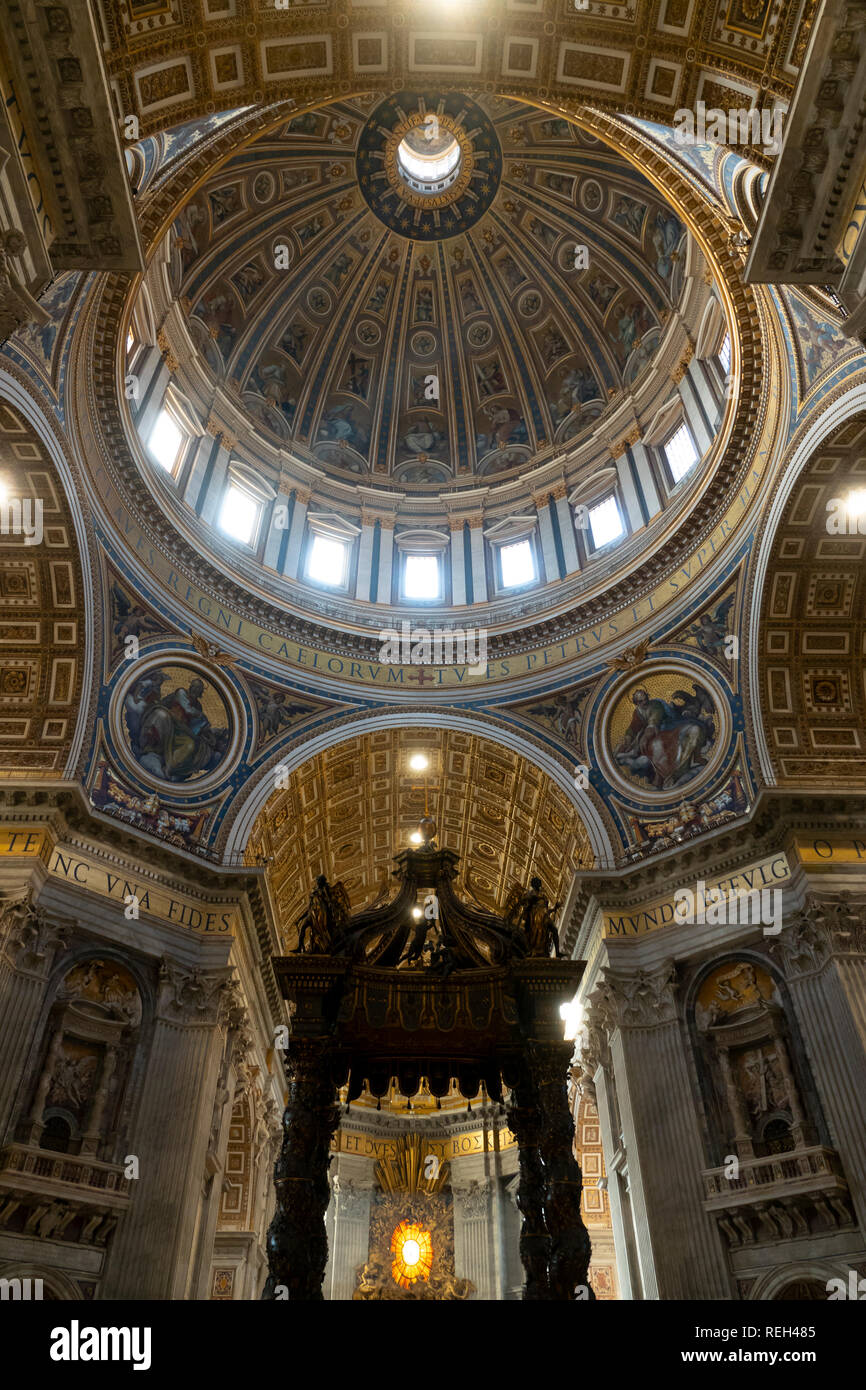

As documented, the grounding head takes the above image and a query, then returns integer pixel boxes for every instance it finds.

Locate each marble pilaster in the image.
[100,958,234,1300]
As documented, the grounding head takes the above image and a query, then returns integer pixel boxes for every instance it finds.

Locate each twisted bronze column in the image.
[510,1043,593,1301]
[262,1039,340,1300]
[508,1097,551,1299]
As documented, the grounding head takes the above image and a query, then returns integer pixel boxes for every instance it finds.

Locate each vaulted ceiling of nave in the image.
[758,411,866,786]
[0,402,86,779]
[170,94,687,485]
[94,0,815,169]
[246,727,593,949]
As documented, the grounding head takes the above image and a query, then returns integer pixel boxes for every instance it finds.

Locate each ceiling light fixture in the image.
[408,753,429,771]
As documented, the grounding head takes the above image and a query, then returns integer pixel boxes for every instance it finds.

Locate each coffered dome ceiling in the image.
[168,92,688,488]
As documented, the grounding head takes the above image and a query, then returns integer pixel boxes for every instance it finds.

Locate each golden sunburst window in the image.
[391,1220,433,1288]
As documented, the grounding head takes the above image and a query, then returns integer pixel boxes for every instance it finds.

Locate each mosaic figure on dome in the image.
[612,679,716,791]
[122,667,230,783]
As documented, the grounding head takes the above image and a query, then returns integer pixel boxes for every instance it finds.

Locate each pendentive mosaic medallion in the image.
[604,669,722,794]
[356,91,502,241]
[119,662,234,785]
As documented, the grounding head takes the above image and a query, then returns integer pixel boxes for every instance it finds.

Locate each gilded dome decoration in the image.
[358,92,501,235]
[165,95,688,487]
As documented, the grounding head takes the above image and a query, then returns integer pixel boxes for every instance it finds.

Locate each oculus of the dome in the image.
[396,129,462,195]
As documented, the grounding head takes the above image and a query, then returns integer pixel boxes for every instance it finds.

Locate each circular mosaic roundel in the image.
[356,91,502,241]
[119,662,234,786]
[606,670,721,795]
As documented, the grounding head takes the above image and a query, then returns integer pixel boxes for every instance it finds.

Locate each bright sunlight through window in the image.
[307,534,349,587]
[404,553,440,600]
[588,495,625,549]
[718,334,731,374]
[500,538,536,588]
[219,482,260,547]
[148,409,185,475]
[664,422,699,484]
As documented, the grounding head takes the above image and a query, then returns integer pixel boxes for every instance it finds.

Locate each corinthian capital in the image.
[592,959,679,1030]
[0,892,68,973]
[770,892,866,978]
[157,958,233,1024]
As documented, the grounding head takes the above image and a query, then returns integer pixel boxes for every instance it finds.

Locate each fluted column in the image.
[0,895,68,1141]
[770,895,866,1231]
[376,518,395,603]
[717,1044,753,1158]
[453,1180,494,1298]
[531,497,559,582]
[552,486,580,574]
[325,1173,372,1300]
[101,959,234,1299]
[131,346,168,438]
[449,520,467,605]
[627,442,662,519]
[283,489,310,581]
[614,452,644,532]
[263,469,294,571]
[354,514,376,602]
[591,961,730,1299]
[198,440,232,526]
[468,519,487,602]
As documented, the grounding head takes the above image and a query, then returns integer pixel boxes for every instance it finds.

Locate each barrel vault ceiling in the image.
[246,727,594,948]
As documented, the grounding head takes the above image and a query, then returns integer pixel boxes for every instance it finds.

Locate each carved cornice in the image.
[747,0,866,281]
[564,788,866,955]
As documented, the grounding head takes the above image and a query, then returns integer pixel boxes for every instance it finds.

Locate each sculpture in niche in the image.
[695,960,778,1031]
[694,961,808,1158]
[59,959,142,1027]
[32,960,143,1157]
[738,1046,790,1123]
[610,674,718,791]
[122,664,231,783]
[47,1044,98,1113]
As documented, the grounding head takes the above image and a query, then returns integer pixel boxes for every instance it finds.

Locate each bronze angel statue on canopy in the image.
[503,877,563,958]
[293,874,352,954]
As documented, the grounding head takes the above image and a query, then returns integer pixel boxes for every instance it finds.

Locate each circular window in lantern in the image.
[391,1219,433,1288]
